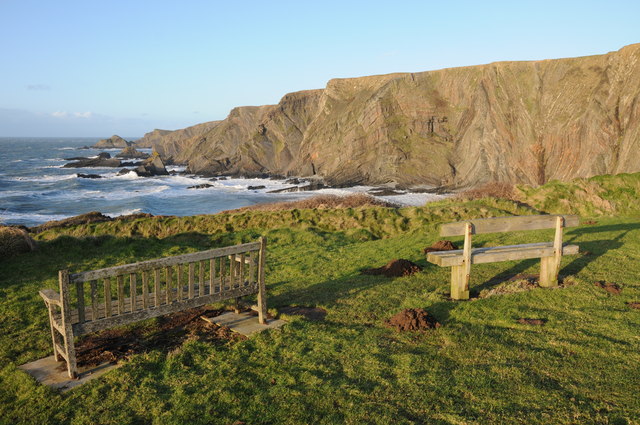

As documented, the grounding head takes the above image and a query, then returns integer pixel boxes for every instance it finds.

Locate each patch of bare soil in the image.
[628,302,640,310]
[517,318,547,326]
[386,308,440,332]
[594,280,622,295]
[583,220,598,225]
[423,240,458,254]
[278,306,327,321]
[362,259,422,277]
[72,306,243,368]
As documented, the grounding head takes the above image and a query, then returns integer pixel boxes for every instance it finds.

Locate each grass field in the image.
[1,177,639,424]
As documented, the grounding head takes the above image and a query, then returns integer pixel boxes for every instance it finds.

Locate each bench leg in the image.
[540,256,559,287]
[451,265,470,300]
[233,297,242,314]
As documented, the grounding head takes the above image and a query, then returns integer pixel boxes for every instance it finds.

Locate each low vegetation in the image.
[0,174,639,424]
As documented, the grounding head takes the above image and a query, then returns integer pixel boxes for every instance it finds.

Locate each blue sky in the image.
[0,0,638,137]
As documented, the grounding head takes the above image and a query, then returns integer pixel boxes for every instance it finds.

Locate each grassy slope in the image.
[1,177,639,424]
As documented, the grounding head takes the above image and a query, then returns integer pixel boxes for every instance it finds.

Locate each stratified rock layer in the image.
[142,44,640,188]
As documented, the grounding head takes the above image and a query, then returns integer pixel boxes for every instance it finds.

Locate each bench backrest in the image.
[439,215,579,237]
[59,239,266,336]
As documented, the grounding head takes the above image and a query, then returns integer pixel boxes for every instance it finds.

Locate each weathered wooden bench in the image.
[426,215,579,300]
[39,237,267,378]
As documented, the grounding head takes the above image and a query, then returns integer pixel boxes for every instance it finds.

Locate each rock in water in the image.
[92,135,132,149]
[116,146,149,159]
[134,152,169,176]
[63,156,121,168]
[77,173,103,179]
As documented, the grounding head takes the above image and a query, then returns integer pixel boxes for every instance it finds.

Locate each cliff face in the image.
[135,121,221,159]
[146,44,640,188]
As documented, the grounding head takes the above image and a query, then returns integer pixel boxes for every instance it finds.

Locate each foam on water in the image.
[0,137,451,227]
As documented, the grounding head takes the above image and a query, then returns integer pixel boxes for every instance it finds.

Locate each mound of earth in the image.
[386,308,440,331]
[423,240,458,254]
[0,226,38,257]
[72,306,242,368]
[362,259,422,277]
[594,280,622,295]
[278,306,327,321]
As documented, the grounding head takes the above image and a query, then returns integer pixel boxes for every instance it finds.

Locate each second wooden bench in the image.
[426,215,579,299]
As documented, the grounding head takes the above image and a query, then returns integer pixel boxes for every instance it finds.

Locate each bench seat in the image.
[427,242,580,267]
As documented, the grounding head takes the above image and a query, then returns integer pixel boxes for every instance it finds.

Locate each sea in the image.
[0,138,448,227]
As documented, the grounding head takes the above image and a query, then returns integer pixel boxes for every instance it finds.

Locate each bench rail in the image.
[40,237,268,379]
[439,214,579,236]
[428,215,580,300]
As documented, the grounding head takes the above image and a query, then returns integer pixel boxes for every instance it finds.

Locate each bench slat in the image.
[69,242,262,283]
[440,215,579,236]
[72,284,259,336]
[427,242,579,267]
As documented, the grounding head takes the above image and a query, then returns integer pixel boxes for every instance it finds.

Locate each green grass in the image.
[1,188,639,424]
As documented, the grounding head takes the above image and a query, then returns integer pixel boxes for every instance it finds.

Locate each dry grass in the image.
[221,194,398,213]
[0,226,37,257]
[457,182,516,200]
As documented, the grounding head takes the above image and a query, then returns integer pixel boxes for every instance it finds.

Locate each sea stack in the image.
[92,135,132,149]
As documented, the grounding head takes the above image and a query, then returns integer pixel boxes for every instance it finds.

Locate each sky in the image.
[0,0,638,137]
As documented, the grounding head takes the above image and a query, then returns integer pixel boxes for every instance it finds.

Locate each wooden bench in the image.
[426,215,579,300]
[39,238,267,378]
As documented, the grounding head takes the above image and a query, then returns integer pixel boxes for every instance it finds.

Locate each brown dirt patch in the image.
[423,240,458,254]
[594,280,622,295]
[627,302,640,310]
[278,306,327,321]
[517,318,547,326]
[583,220,598,225]
[71,306,242,369]
[386,308,440,332]
[362,259,422,277]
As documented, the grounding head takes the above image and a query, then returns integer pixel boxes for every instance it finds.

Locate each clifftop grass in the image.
[1,174,639,424]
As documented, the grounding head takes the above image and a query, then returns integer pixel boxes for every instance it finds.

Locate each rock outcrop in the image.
[93,135,132,149]
[116,146,149,159]
[142,44,640,188]
[134,152,169,177]
[63,153,121,168]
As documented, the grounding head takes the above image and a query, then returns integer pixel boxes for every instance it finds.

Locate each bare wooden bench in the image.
[39,237,267,378]
[426,215,579,300]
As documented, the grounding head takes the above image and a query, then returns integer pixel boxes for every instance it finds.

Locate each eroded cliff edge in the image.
[141,44,640,189]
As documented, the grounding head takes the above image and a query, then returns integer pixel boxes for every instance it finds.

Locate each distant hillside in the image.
[145,44,640,189]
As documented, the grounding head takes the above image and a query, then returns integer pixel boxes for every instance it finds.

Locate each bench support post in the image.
[539,216,564,287]
[451,222,472,300]
[256,237,268,324]
[59,270,79,379]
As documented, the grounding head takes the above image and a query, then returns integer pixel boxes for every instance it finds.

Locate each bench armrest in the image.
[39,289,61,307]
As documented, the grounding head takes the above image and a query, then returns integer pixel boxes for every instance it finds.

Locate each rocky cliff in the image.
[144,44,640,188]
[135,121,221,160]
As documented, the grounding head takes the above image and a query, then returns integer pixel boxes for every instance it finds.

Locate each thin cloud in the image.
[74,111,93,118]
[51,111,68,118]
[27,84,51,91]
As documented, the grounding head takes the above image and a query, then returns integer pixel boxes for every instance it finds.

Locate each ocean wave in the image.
[8,174,76,182]
[0,210,69,225]
[105,208,143,218]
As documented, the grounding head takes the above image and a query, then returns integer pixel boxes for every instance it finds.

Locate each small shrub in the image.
[457,182,516,200]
